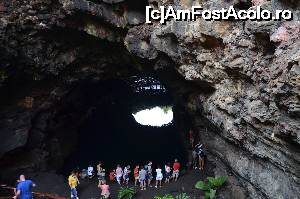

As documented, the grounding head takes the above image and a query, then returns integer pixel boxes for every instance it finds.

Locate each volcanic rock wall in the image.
[0,0,299,198]
[124,1,300,198]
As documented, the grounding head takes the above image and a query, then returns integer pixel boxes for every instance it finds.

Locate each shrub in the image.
[154,193,190,199]
[195,176,226,199]
[175,193,190,199]
[154,194,174,199]
[118,187,136,199]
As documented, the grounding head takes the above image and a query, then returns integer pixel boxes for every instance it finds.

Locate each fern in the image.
[118,187,136,199]
[175,193,190,199]
[154,194,174,199]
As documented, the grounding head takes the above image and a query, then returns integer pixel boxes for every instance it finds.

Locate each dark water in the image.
[62,100,187,175]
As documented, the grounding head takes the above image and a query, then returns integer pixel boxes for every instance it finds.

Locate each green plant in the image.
[161,106,172,114]
[195,176,226,199]
[154,194,174,199]
[118,187,136,199]
[175,193,190,199]
[154,193,190,199]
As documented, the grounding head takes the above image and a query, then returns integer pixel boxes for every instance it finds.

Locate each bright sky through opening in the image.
[132,106,173,126]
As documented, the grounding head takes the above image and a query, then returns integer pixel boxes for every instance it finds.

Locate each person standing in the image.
[192,148,198,169]
[123,165,131,185]
[116,165,123,185]
[139,167,147,190]
[199,145,206,170]
[97,162,105,183]
[195,143,205,170]
[87,164,94,179]
[172,159,181,182]
[68,170,80,199]
[13,175,35,199]
[164,163,171,183]
[155,166,163,188]
[146,161,153,187]
[195,142,203,155]
[109,170,116,182]
[134,165,140,186]
[98,180,110,199]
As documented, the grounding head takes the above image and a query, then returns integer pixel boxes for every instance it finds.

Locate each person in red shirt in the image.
[109,170,116,182]
[134,165,140,186]
[172,159,181,181]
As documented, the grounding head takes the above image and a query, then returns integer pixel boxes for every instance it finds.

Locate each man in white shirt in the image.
[88,165,94,178]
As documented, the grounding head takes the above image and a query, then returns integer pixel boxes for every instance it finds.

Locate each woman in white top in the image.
[155,166,163,188]
[116,165,123,185]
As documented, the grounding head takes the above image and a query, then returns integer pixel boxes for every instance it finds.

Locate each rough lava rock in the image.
[0,0,300,198]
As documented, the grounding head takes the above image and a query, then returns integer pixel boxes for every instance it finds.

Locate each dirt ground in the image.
[41,169,210,199]
[77,169,205,199]
[1,165,214,199]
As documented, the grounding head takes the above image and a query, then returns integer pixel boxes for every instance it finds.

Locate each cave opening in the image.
[60,75,188,175]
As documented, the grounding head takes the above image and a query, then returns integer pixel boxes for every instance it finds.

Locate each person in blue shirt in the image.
[13,175,35,199]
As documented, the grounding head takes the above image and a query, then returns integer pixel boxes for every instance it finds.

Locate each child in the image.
[155,165,163,188]
[164,163,171,183]
[123,165,131,185]
[134,165,139,186]
[172,159,181,182]
[116,165,123,185]
[98,180,110,199]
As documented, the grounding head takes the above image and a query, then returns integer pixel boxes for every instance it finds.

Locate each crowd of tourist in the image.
[11,130,206,199]
[67,140,206,199]
[68,158,182,199]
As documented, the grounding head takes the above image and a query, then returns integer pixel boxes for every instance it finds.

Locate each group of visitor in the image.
[67,158,182,199]
[188,129,207,170]
[128,159,181,190]
[67,140,206,199]
[11,129,204,199]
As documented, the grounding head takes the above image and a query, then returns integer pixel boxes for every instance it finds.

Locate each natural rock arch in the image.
[0,0,299,198]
